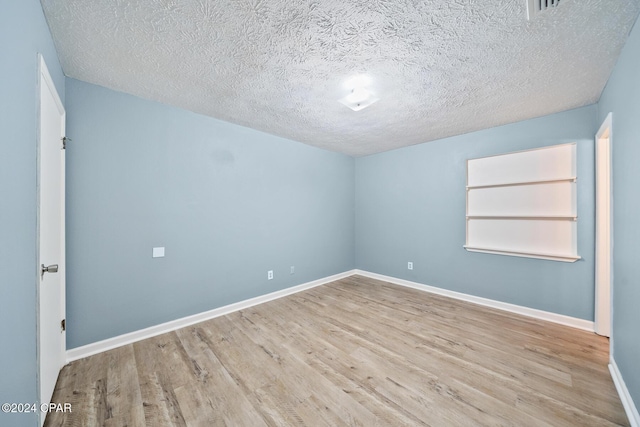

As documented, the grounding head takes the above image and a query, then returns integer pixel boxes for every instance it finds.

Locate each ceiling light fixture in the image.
[338,74,379,112]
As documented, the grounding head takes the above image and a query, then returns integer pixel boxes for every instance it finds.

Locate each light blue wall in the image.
[598,16,640,415]
[355,106,597,320]
[65,78,355,348]
[0,1,65,426]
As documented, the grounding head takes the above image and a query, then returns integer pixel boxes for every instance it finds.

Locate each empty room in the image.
[2,0,640,426]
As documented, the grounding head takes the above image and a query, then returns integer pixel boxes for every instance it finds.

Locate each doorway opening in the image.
[595,112,613,338]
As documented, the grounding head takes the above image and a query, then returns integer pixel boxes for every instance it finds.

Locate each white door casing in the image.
[595,112,613,338]
[37,54,66,426]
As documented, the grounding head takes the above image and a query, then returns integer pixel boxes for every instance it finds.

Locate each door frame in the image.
[36,53,66,425]
[595,112,613,338]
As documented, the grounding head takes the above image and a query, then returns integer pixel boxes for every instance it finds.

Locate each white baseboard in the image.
[610,357,640,427]
[354,270,595,332]
[67,268,595,362]
[66,270,356,363]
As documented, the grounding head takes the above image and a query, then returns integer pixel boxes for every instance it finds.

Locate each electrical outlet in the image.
[408,261,413,270]
[268,270,273,280]
[290,266,295,274]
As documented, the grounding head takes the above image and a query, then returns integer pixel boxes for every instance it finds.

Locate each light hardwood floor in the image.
[45,275,629,426]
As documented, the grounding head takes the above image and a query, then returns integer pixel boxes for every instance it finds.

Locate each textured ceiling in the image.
[42,0,640,157]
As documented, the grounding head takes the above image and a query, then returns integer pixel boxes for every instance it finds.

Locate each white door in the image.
[37,54,66,426]
[595,113,612,337]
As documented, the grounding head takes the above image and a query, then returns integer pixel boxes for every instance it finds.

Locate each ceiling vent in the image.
[527,0,561,20]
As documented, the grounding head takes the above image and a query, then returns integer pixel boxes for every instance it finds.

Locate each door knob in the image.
[41,264,59,278]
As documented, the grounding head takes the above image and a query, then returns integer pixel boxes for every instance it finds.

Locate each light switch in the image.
[152,247,165,258]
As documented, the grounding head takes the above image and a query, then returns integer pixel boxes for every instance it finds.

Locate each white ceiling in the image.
[42,0,640,157]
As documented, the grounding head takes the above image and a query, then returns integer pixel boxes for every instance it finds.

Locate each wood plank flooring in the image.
[45,275,629,426]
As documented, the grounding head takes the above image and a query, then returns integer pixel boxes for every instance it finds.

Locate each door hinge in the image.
[61,136,71,150]
[61,319,66,332]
